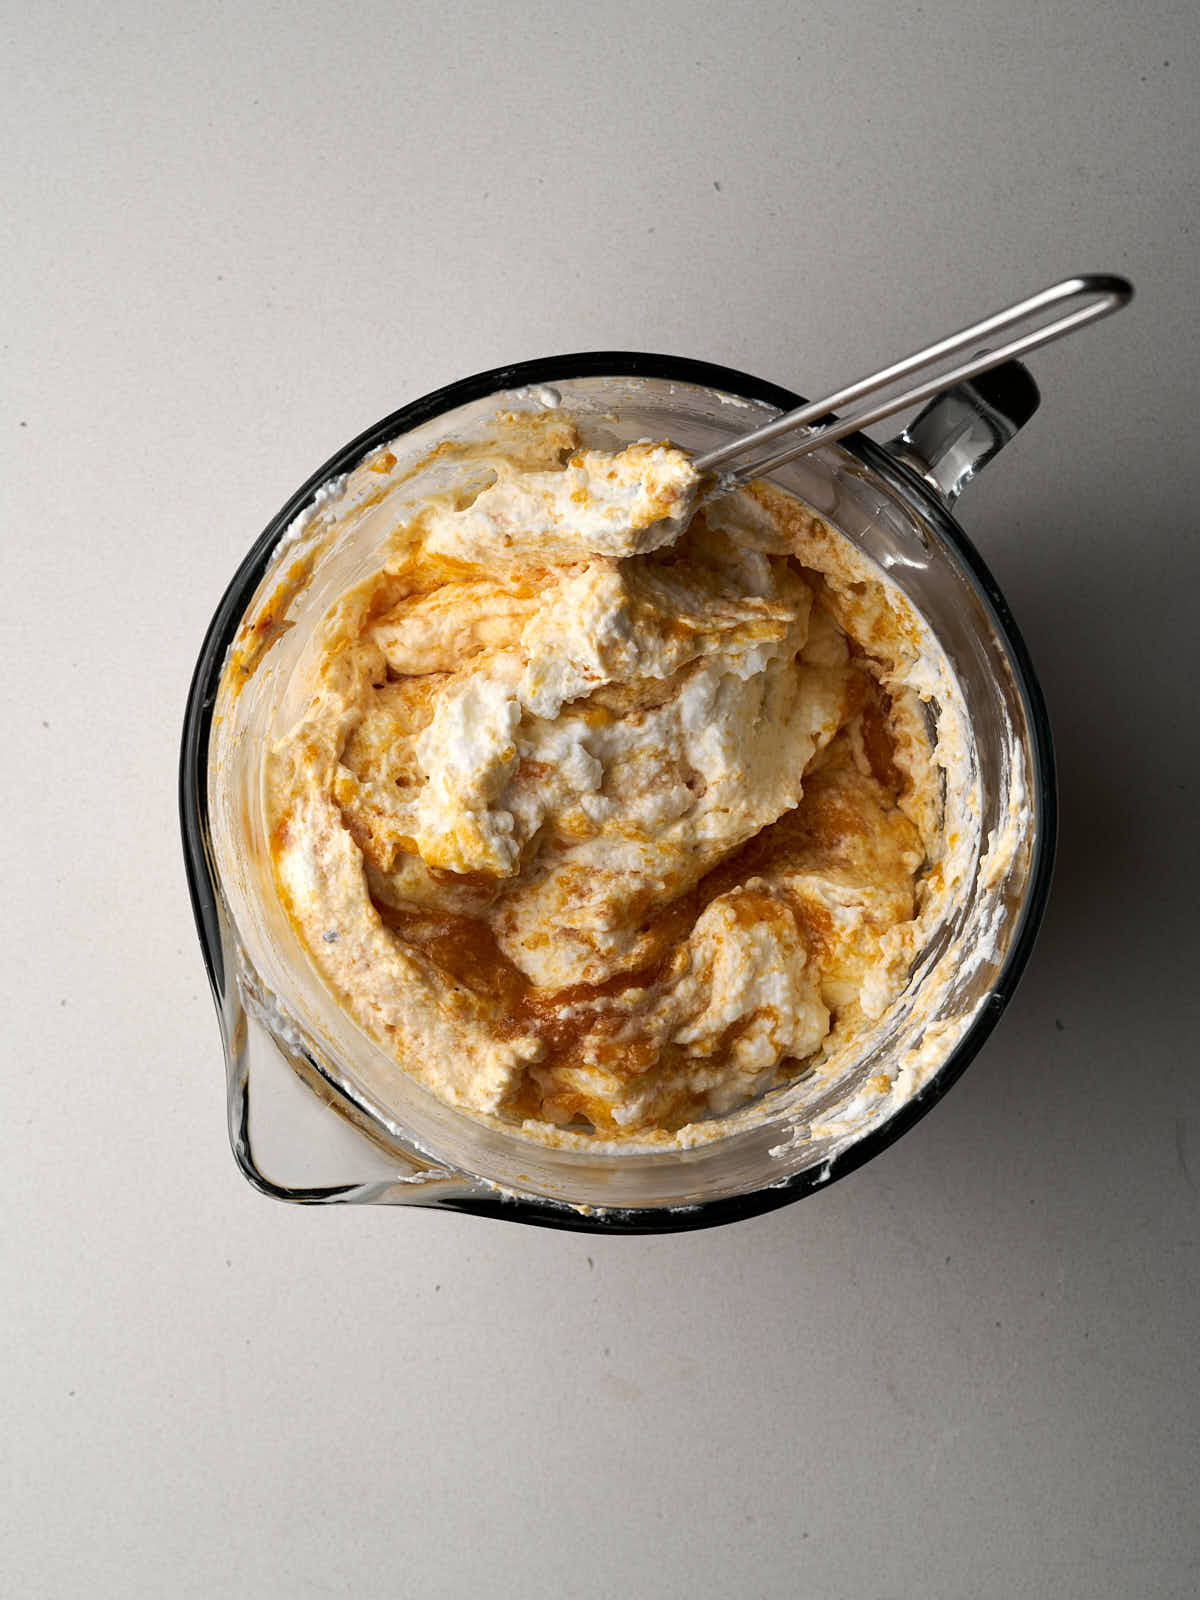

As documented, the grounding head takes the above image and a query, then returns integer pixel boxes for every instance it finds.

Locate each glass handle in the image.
[883,358,1040,506]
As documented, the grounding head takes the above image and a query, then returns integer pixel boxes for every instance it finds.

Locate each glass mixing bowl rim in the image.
[180,350,1057,1233]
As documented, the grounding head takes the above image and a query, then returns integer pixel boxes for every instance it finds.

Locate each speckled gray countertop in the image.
[3,3,1198,1595]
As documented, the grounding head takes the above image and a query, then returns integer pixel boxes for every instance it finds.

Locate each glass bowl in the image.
[180,353,1054,1232]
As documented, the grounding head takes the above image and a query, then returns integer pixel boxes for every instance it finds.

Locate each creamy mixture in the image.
[261,421,951,1140]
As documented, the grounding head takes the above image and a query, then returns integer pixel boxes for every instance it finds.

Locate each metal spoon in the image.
[693,274,1132,485]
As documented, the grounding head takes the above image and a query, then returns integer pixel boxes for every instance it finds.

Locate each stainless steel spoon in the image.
[693,274,1132,485]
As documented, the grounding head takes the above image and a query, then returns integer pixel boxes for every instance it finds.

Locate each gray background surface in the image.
[3,3,1198,1596]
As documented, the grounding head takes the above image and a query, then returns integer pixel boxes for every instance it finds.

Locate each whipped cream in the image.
[258,425,968,1139]
[425,440,699,563]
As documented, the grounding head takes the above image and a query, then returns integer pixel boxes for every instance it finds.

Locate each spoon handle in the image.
[693,274,1132,482]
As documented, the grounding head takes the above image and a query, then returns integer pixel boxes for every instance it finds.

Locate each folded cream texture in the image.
[260,421,951,1140]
